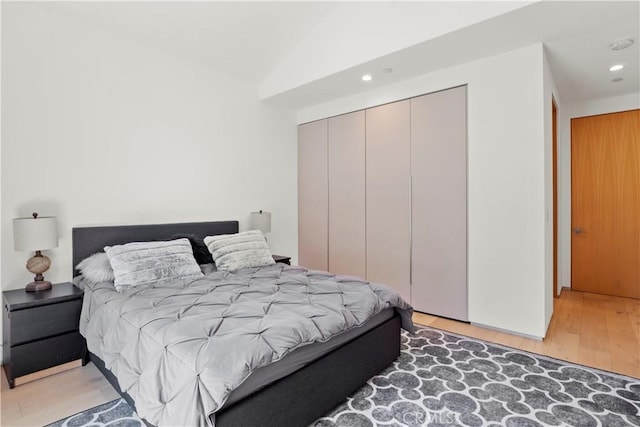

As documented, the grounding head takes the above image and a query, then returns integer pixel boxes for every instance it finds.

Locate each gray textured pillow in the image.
[204,230,275,272]
[105,238,203,292]
[76,252,115,284]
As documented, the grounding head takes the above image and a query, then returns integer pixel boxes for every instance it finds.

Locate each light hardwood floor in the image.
[1,289,638,426]
[1,361,119,426]
[413,289,639,378]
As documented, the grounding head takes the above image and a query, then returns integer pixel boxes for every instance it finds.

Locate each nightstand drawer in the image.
[10,299,82,345]
[10,331,85,377]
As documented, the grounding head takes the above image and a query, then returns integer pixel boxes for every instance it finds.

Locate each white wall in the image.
[543,49,561,331]
[557,92,640,289]
[1,3,298,293]
[0,0,3,314]
[299,44,549,339]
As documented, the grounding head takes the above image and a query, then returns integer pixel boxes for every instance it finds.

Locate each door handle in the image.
[573,227,586,235]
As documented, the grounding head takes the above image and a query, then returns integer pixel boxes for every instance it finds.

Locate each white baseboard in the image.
[470,322,544,341]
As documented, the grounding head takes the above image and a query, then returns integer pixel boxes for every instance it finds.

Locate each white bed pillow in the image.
[76,252,115,284]
[204,230,275,272]
[105,238,204,292]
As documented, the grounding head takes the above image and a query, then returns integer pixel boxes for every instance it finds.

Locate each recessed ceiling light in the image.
[610,38,634,51]
[382,68,393,74]
[362,74,372,82]
[612,77,624,83]
[609,64,624,72]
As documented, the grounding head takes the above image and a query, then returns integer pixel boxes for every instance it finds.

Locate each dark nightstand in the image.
[272,254,291,265]
[2,282,86,388]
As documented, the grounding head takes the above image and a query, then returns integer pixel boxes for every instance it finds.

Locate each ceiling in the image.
[33,1,337,81]
[30,1,640,108]
[266,1,640,107]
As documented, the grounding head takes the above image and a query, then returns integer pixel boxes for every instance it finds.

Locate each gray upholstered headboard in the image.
[72,220,239,276]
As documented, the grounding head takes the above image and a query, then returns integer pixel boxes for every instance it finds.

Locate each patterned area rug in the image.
[45,398,143,427]
[48,326,640,427]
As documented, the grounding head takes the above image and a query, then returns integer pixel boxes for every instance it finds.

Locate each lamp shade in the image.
[250,210,271,234]
[13,214,58,252]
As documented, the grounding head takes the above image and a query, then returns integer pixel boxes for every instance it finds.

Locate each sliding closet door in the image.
[298,120,328,270]
[411,86,468,321]
[328,111,366,277]
[366,100,411,302]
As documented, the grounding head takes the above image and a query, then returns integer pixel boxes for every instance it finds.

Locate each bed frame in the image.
[72,221,401,427]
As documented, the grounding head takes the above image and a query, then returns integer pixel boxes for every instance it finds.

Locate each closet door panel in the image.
[411,86,468,320]
[298,120,328,270]
[328,111,366,277]
[366,100,411,302]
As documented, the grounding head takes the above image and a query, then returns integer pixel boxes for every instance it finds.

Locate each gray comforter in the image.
[79,264,413,426]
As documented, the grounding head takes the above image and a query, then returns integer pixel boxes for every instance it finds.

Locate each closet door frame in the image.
[297,85,469,322]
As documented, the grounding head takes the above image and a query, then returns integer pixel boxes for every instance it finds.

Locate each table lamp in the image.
[13,212,59,292]
[251,210,271,238]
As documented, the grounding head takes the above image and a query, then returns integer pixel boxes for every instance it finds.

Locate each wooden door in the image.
[410,86,468,321]
[366,100,411,302]
[571,109,640,299]
[298,120,328,270]
[328,111,366,277]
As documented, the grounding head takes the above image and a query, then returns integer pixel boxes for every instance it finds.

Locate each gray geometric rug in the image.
[45,398,143,426]
[316,327,640,426]
[48,325,640,427]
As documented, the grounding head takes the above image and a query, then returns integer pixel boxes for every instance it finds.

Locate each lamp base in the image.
[25,280,52,292]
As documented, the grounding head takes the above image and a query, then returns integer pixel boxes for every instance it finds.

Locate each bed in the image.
[73,221,412,427]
